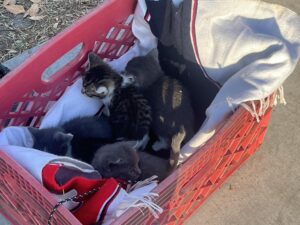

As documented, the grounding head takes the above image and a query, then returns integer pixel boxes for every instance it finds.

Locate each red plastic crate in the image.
[0,0,273,224]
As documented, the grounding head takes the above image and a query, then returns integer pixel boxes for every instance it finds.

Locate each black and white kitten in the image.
[124,54,195,168]
[81,52,152,148]
[91,141,169,182]
[28,115,113,163]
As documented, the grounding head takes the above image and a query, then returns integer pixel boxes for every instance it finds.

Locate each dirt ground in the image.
[0,0,102,62]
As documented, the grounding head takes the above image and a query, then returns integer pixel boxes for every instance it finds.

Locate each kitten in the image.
[137,151,169,181]
[91,141,141,181]
[81,52,152,148]
[28,126,73,156]
[28,115,113,163]
[91,141,169,182]
[124,54,195,168]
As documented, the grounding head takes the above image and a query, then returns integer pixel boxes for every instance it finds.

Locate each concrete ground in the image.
[186,1,300,224]
[186,61,300,225]
[0,0,299,225]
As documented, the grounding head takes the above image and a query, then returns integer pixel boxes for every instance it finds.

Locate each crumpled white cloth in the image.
[179,0,300,162]
[102,182,160,225]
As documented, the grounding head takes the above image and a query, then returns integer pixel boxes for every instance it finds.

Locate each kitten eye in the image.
[128,76,134,82]
[96,86,108,95]
[108,162,119,170]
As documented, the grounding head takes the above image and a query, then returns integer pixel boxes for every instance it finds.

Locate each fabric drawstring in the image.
[260,97,270,116]
[240,85,286,122]
[116,192,163,219]
[127,176,158,192]
[110,176,163,219]
[251,101,260,122]
[240,101,260,122]
[274,85,287,106]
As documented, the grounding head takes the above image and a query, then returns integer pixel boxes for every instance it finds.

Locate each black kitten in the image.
[28,126,73,156]
[81,53,152,149]
[28,115,112,163]
[137,151,169,181]
[124,54,195,168]
[91,141,169,182]
[91,141,141,181]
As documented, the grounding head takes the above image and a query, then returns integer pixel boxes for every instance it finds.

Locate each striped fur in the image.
[82,53,152,142]
[110,86,152,140]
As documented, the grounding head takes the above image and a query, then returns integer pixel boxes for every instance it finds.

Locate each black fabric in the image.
[145,0,168,38]
[145,0,219,128]
[0,63,10,79]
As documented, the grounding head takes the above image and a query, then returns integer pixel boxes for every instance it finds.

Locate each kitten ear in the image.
[106,158,122,170]
[65,133,74,141]
[54,132,73,142]
[87,52,103,69]
[146,48,159,63]
[27,127,38,144]
[27,127,38,136]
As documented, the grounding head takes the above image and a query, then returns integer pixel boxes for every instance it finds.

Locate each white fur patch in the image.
[102,85,115,106]
[120,73,135,87]
[96,86,108,95]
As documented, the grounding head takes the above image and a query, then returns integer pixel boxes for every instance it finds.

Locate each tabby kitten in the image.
[82,52,152,148]
[124,54,195,168]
